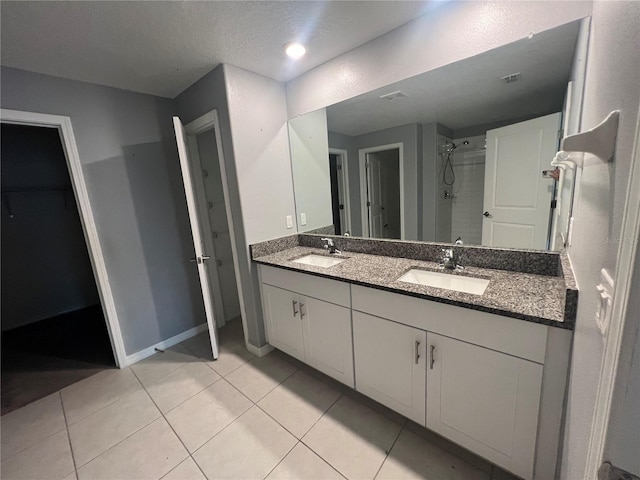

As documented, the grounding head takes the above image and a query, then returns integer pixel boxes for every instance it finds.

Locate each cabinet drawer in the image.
[260,265,350,307]
[352,285,547,363]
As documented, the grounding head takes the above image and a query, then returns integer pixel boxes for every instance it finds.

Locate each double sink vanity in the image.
[251,234,578,480]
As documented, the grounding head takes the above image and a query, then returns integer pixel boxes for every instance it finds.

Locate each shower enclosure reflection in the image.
[287,18,589,251]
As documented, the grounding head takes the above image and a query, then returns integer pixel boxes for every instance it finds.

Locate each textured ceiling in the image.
[327,20,580,135]
[0,1,434,98]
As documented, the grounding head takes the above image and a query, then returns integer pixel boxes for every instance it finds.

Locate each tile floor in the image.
[0,320,519,480]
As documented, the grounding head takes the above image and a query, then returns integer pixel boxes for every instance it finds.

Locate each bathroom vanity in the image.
[251,235,577,480]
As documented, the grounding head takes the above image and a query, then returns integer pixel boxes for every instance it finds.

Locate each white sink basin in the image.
[293,254,345,268]
[398,269,490,295]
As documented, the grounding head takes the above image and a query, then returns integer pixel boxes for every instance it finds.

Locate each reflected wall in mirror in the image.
[288,18,589,251]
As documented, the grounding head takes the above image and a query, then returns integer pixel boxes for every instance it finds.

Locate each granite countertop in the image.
[253,245,574,330]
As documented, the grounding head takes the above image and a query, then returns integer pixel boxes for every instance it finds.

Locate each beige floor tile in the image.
[376,429,490,480]
[165,379,252,452]
[404,421,493,475]
[131,344,201,387]
[258,370,342,438]
[0,429,75,480]
[183,330,256,377]
[226,351,297,402]
[68,389,161,466]
[193,406,297,479]
[145,361,221,413]
[302,395,403,480]
[267,443,345,480]
[61,367,141,425]
[1,392,66,461]
[343,388,408,427]
[62,473,78,480]
[162,457,206,480]
[77,418,188,480]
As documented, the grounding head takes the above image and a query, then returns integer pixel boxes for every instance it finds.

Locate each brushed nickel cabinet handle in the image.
[415,341,421,364]
[430,345,436,369]
[300,303,306,319]
[292,300,298,317]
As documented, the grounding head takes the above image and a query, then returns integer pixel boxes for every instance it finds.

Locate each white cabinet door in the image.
[302,296,354,387]
[426,333,543,480]
[262,284,305,361]
[353,312,426,425]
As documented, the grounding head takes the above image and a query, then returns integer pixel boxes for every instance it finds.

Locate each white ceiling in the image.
[327,20,580,135]
[0,1,434,98]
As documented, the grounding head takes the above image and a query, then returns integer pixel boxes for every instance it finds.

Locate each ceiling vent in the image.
[501,73,521,84]
[379,90,408,101]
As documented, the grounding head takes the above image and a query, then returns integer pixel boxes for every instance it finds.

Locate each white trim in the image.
[585,108,640,477]
[181,111,249,347]
[246,342,274,358]
[184,125,226,328]
[125,323,208,366]
[358,143,405,239]
[329,148,351,234]
[0,109,127,368]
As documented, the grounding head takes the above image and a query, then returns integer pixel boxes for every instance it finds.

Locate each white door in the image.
[262,284,305,361]
[302,297,354,387]
[353,311,426,425]
[192,130,241,324]
[366,156,384,238]
[426,333,543,480]
[482,113,561,249]
[173,116,219,360]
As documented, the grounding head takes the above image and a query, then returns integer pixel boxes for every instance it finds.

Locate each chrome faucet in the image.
[321,237,341,255]
[440,248,462,270]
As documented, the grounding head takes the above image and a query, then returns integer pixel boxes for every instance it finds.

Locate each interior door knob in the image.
[483,211,492,218]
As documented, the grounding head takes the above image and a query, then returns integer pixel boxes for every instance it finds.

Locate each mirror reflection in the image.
[288,19,587,251]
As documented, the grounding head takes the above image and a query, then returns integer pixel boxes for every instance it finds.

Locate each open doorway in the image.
[359,144,403,239]
[1,123,116,414]
[173,111,245,361]
[328,148,350,235]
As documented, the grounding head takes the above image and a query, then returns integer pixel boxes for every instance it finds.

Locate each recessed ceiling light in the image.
[285,43,306,59]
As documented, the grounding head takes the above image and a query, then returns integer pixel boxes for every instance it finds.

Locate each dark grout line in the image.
[261,440,301,480]
[59,391,79,479]
[372,422,404,480]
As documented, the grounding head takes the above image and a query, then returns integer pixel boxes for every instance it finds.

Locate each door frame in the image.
[358,143,404,239]
[0,108,127,367]
[180,110,246,340]
[585,112,640,477]
[183,118,226,329]
[329,148,351,235]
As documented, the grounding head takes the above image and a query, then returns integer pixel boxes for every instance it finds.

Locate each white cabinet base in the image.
[353,311,426,425]
[426,333,543,480]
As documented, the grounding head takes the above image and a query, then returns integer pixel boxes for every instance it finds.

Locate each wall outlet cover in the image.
[300,213,307,225]
[286,215,293,229]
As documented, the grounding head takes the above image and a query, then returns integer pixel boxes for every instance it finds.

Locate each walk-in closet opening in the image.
[1,123,115,415]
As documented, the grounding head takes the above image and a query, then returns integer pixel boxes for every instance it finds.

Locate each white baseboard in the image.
[246,342,274,357]
[125,323,208,366]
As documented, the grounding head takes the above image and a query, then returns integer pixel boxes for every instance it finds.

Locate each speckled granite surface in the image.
[250,234,299,259]
[304,225,336,235]
[252,245,577,330]
[298,234,560,276]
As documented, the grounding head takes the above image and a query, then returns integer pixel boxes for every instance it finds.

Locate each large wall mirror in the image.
[288,18,589,251]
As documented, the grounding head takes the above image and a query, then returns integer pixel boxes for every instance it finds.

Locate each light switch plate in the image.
[286,215,293,229]
[300,213,307,225]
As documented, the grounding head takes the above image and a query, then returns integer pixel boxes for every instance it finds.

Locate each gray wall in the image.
[286,2,592,118]
[175,64,296,348]
[329,123,421,240]
[327,131,360,236]
[563,2,640,478]
[1,124,99,330]
[1,67,204,355]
